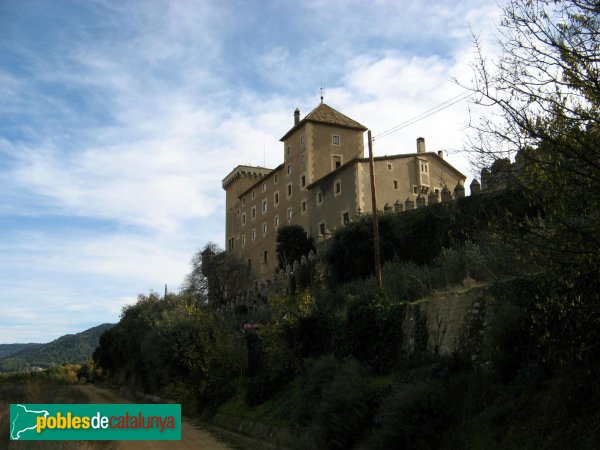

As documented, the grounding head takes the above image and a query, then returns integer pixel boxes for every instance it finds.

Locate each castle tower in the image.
[279,103,367,187]
[222,165,272,255]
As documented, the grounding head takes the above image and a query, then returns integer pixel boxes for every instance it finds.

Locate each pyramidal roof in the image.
[280,103,367,141]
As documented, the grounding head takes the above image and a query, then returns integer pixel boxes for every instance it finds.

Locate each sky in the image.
[0,0,501,343]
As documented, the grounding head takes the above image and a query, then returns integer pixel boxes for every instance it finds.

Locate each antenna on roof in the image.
[320,81,324,104]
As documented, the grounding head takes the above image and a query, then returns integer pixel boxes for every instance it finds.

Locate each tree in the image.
[275,225,315,269]
[181,243,215,302]
[183,242,255,308]
[464,0,600,272]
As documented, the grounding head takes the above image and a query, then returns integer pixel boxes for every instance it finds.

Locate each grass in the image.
[218,382,297,429]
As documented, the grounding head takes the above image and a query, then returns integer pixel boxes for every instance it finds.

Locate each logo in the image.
[10,403,181,441]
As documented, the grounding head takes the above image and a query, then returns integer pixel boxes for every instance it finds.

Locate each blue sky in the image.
[0,0,500,343]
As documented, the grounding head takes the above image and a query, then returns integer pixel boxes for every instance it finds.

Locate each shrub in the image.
[293,356,371,449]
[325,189,536,284]
[366,382,451,450]
[342,295,405,373]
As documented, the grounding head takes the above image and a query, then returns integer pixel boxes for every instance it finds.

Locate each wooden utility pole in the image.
[368,130,383,288]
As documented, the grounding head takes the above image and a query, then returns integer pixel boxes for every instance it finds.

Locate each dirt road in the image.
[76,385,233,450]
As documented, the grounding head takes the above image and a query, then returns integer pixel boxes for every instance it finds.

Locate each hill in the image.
[0,343,43,360]
[0,323,114,372]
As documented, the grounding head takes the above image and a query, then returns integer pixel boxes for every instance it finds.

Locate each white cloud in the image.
[0,0,503,342]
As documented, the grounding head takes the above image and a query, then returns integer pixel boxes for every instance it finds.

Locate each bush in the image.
[366,382,451,450]
[293,356,371,449]
[241,327,293,407]
[283,313,333,359]
[325,190,536,284]
[342,295,405,373]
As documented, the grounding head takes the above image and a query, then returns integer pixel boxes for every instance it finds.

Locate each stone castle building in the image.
[222,102,466,281]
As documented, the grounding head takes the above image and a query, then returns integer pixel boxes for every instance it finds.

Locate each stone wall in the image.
[403,284,489,357]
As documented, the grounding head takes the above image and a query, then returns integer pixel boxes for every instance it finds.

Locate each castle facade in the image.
[222,102,466,281]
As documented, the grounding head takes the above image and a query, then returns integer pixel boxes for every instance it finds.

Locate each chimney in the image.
[294,108,300,126]
[437,150,444,159]
[417,137,426,153]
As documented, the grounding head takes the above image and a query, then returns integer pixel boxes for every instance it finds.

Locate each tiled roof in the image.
[280,103,367,141]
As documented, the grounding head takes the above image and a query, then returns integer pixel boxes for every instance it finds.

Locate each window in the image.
[262,222,267,235]
[300,174,306,188]
[263,250,268,264]
[287,164,292,175]
[301,153,305,165]
[420,163,428,173]
[300,135,305,145]
[393,180,398,189]
[332,135,340,145]
[237,209,240,216]
[287,146,291,156]
[342,211,350,224]
[228,237,234,250]
[251,206,256,219]
[319,222,327,235]
[274,174,278,184]
[274,215,279,229]
[334,179,341,196]
[252,190,255,199]
[301,200,307,214]
[333,155,342,169]
[387,163,392,170]
[242,213,247,225]
[262,182,267,192]
[242,235,246,247]
[262,199,267,214]
[242,197,246,206]
[247,259,252,270]
[317,192,323,204]
[287,208,293,220]
[252,228,256,240]
[274,191,279,206]
[287,182,292,198]
[413,185,419,194]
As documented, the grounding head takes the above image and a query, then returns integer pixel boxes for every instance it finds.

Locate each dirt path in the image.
[76,385,234,450]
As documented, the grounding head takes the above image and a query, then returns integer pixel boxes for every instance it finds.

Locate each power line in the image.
[373,91,473,141]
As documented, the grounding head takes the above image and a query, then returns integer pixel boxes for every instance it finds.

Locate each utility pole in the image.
[368,130,382,288]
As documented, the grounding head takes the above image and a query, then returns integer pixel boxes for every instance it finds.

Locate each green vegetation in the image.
[0,344,43,360]
[93,215,600,448]
[276,224,315,269]
[325,188,535,283]
[0,324,114,373]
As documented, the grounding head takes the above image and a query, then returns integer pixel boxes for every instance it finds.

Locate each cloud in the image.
[0,0,502,342]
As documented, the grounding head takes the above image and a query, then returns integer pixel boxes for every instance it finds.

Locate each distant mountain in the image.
[0,323,114,372]
[0,343,43,360]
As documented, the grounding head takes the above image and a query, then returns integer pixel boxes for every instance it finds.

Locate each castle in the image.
[221,102,467,282]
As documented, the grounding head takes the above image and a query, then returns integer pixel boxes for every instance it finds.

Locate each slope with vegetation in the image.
[92,178,599,449]
[0,343,43,360]
[0,323,114,372]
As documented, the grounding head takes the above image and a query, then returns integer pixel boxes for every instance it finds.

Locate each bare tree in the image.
[182,242,255,308]
[462,0,600,270]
